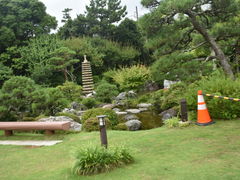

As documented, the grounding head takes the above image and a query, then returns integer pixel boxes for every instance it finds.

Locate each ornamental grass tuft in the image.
[72,145,134,176]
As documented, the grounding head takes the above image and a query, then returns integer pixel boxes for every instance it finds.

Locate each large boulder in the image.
[125,120,141,131]
[38,116,82,131]
[159,108,177,121]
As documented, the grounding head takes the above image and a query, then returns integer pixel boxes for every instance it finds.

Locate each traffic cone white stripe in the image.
[198,95,205,103]
[198,104,207,110]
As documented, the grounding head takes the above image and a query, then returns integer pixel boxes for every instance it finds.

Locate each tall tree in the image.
[59,0,127,39]
[140,0,240,79]
[0,0,57,53]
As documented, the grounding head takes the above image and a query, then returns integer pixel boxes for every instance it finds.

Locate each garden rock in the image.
[70,102,80,110]
[125,120,141,131]
[127,90,136,98]
[126,109,141,114]
[163,80,178,89]
[160,108,177,121]
[113,108,121,112]
[38,116,82,131]
[144,81,159,91]
[139,108,148,112]
[116,92,127,100]
[124,114,139,121]
[116,112,128,115]
[102,104,115,109]
[137,103,152,108]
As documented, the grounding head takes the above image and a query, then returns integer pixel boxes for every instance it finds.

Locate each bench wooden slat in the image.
[0,122,71,130]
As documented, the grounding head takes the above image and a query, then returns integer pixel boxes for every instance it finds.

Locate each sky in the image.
[39,0,149,28]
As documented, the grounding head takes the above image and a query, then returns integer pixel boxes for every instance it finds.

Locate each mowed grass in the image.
[1,120,240,180]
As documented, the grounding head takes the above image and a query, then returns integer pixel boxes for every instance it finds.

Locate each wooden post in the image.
[45,130,55,135]
[5,130,13,136]
[180,99,188,122]
[97,115,108,148]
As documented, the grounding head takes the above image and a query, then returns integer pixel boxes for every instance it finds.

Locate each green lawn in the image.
[1,120,240,180]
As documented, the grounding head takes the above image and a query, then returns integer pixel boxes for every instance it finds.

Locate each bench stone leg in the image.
[5,130,13,136]
[45,130,55,135]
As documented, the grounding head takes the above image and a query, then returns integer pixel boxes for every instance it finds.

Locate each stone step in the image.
[83,87,94,90]
[83,82,94,85]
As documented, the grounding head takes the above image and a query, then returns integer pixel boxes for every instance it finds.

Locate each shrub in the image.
[163,117,180,128]
[81,98,97,109]
[82,108,118,126]
[57,81,82,102]
[112,65,151,91]
[72,145,134,175]
[150,82,187,113]
[184,71,240,119]
[95,82,119,103]
[31,88,69,116]
[83,117,111,132]
[0,76,37,120]
[115,123,128,131]
[56,112,81,123]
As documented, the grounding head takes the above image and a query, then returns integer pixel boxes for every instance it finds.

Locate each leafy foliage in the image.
[82,108,118,126]
[81,98,98,109]
[0,76,37,119]
[95,82,119,103]
[72,145,134,175]
[83,117,111,132]
[163,117,180,128]
[57,81,82,102]
[112,65,151,91]
[0,0,57,52]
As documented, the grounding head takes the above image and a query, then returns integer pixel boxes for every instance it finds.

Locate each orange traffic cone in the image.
[196,90,215,126]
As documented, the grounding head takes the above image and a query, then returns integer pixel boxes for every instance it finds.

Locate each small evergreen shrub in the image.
[83,117,111,132]
[72,145,134,175]
[81,98,97,109]
[115,123,128,130]
[82,108,118,126]
[56,112,81,123]
[95,82,119,103]
[112,65,151,91]
[57,81,82,102]
[164,117,180,128]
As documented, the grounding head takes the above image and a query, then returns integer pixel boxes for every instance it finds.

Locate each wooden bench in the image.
[0,122,71,136]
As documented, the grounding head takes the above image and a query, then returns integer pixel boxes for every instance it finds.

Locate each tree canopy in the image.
[140,0,240,79]
[0,0,57,53]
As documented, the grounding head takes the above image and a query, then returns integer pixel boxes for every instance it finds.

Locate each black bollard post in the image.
[180,99,188,122]
[97,115,108,148]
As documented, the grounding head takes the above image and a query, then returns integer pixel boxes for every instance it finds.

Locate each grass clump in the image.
[164,117,180,128]
[72,145,134,176]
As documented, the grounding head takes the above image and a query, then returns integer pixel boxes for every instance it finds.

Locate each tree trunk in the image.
[63,69,68,81]
[186,10,234,79]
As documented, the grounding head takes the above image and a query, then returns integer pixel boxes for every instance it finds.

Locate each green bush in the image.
[164,117,180,128]
[82,108,118,126]
[72,145,134,175]
[112,65,151,91]
[31,88,69,116]
[0,76,37,120]
[83,117,111,132]
[57,81,82,102]
[115,123,128,131]
[95,82,119,103]
[56,112,81,123]
[81,98,97,109]
[184,71,240,119]
[150,82,187,113]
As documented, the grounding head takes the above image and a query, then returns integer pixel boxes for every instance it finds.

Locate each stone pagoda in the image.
[82,55,94,95]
